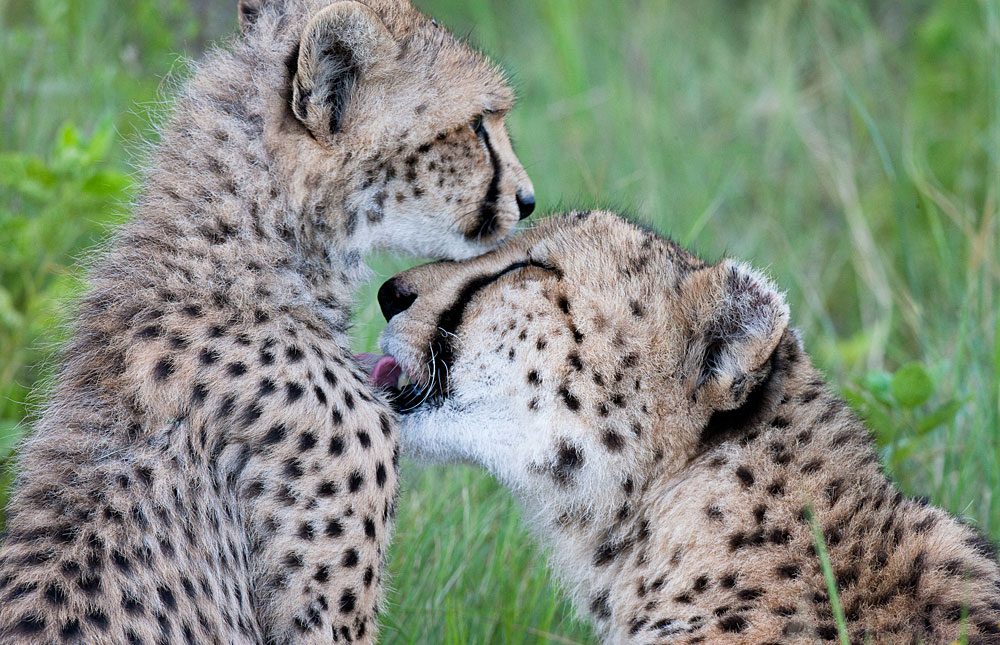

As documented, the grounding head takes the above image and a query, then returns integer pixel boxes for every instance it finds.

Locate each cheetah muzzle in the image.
[375,211,1000,644]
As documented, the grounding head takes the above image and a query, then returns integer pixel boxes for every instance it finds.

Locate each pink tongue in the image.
[355,353,402,389]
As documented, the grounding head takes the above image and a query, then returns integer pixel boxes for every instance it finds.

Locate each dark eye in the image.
[470,114,485,136]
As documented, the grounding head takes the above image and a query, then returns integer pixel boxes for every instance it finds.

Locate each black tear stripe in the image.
[430,260,559,395]
[469,127,503,240]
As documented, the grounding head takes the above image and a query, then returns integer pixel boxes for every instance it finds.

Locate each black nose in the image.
[378,278,417,322]
[516,191,535,220]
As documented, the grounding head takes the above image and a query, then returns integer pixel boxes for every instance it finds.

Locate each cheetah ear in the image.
[683,260,789,411]
[290,1,398,139]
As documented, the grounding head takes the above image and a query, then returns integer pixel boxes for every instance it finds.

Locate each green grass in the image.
[2,0,999,642]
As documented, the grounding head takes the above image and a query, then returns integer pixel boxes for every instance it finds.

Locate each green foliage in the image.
[0,0,998,642]
[844,361,965,470]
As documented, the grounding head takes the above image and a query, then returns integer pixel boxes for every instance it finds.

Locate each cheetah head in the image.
[376,212,790,517]
[239,0,534,259]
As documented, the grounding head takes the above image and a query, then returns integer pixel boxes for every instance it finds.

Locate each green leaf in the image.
[861,370,894,406]
[844,387,897,446]
[81,169,131,196]
[916,399,963,435]
[891,362,934,408]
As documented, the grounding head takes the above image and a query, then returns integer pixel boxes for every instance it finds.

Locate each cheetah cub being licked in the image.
[0,1,533,643]
[374,212,1000,643]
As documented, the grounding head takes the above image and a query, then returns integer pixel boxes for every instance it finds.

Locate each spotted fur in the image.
[0,1,532,643]
[381,212,1000,644]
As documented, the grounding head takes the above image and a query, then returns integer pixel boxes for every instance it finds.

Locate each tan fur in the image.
[381,212,1000,644]
[0,1,532,643]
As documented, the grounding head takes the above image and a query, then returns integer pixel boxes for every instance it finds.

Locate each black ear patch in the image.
[289,2,397,139]
[290,41,359,135]
[319,42,360,135]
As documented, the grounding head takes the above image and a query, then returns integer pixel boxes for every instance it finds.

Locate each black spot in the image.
[227,362,247,377]
[735,466,755,487]
[339,589,356,613]
[799,388,821,403]
[286,346,304,362]
[601,429,625,451]
[551,441,584,485]
[769,528,791,545]
[719,615,747,633]
[593,535,633,566]
[348,471,363,492]
[341,548,359,568]
[363,566,374,587]
[77,573,101,595]
[191,383,209,406]
[86,608,110,630]
[136,325,162,339]
[257,378,276,397]
[122,591,144,614]
[589,589,612,619]
[375,463,387,488]
[158,585,177,611]
[216,394,236,419]
[356,431,371,449]
[329,435,345,455]
[286,382,304,402]
[153,357,174,381]
[298,432,317,452]
[283,458,303,479]
[800,459,823,475]
[816,625,838,640]
[364,518,376,540]
[776,563,801,579]
[325,519,343,538]
[15,614,46,634]
[379,413,393,437]
[262,424,286,445]
[60,619,82,639]
[559,386,580,411]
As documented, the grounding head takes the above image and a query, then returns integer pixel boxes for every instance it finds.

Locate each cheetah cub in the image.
[377,212,1000,643]
[0,0,532,643]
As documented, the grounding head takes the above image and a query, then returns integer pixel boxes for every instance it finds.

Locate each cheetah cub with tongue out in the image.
[0,0,532,643]
[376,212,1000,643]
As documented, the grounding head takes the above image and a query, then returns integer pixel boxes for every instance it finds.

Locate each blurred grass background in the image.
[1,0,998,642]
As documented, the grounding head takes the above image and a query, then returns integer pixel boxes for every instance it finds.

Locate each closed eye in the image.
[470,114,485,136]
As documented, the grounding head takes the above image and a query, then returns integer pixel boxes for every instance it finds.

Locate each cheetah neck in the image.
[124,33,377,333]
[533,339,882,635]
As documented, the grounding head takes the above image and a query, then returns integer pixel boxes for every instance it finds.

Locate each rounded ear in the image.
[682,260,790,411]
[290,1,399,139]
